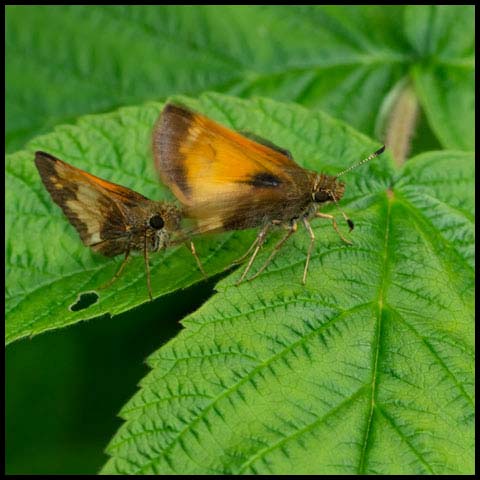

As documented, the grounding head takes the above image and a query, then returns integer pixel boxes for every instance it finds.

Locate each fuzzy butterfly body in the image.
[153,103,384,284]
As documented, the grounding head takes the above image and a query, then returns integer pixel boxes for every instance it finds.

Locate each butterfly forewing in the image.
[35,152,150,256]
[153,104,315,234]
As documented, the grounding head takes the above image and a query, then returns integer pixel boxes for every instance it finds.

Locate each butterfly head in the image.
[145,202,182,251]
[312,174,345,204]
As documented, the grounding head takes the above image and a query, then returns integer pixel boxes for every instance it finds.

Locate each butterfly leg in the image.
[232,239,258,265]
[187,240,207,277]
[234,220,285,266]
[144,234,153,301]
[247,219,298,282]
[302,217,315,285]
[233,233,260,265]
[236,223,270,285]
[99,250,130,291]
[315,212,353,245]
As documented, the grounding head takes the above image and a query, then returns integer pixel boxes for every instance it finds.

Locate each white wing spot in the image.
[88,232,102,243]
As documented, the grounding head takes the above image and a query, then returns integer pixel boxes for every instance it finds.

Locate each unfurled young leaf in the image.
[98,97,474,474]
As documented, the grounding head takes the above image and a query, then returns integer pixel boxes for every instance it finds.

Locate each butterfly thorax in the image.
[311,173,345,204]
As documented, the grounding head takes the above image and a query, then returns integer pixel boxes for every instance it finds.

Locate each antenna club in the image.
[375,145,386,156]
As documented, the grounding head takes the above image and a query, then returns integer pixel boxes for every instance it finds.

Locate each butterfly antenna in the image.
[335,145,385,178]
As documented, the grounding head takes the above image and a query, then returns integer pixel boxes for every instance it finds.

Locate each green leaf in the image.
[404,5,475,151]
[6,5,474,152]
[6,93,386,344]
[404,5,474,58]
[413,65,474,151]
[100,126,474,472]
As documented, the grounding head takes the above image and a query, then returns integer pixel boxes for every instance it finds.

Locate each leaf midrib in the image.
[122,301,374,474]
[358,192,392,473]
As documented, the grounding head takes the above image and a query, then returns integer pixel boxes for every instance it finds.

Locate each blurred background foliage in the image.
[5,5,474,474]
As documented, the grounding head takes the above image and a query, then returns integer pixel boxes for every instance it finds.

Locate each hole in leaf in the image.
[70,292,99,311]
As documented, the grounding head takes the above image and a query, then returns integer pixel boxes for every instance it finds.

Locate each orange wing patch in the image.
[153,104,314,233]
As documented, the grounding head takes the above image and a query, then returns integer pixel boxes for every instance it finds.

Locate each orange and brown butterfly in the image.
[34,151,204,300]
[152,103,385,285]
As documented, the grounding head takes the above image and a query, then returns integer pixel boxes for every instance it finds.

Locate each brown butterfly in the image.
[152,104,384,284]
[34,151,204,300]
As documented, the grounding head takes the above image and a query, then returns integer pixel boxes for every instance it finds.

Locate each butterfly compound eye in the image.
[314,190,332,203]
[149,214,165,229]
